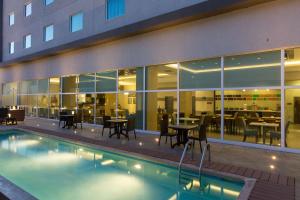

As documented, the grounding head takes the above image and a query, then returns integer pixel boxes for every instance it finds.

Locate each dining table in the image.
[107,119,128,139]
[179,117,200,125]
[168,124,198,148]
[249,122,279,144]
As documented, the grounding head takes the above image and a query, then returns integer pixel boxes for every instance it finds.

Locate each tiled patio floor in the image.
[2,117,299,200]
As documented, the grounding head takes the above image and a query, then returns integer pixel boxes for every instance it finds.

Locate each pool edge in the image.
[1,128,254,200]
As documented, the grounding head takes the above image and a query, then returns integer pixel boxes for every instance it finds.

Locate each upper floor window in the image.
[24,34,32,49]
[45,0,54,6]
[9,42,15,54]
[44,24,54,42]
[9,13,15,26]
[70,12,83,32]
[25,2,32,17]
[106,0,125,20]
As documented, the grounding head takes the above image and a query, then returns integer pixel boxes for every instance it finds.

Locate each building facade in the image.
[1,0,300,153]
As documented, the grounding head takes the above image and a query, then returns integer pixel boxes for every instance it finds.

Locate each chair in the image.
[0,108,9,124]
[122,115,136,140]
[269,121,289,147]
[73,113,83,130]
[158,119,176,147]
[241,118,259,143]
[188,124,207,153]
[58,111,67,127]
[101,116,115,136]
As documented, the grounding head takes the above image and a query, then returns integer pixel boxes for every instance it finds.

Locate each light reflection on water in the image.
[0,130,243,200]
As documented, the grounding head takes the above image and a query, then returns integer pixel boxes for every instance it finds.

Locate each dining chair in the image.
[101,116,115,136]
[122,115,136,140]
[269,121,289,147]
[188,124,207,153]
[158,118,176,147]
[242,118,259,143]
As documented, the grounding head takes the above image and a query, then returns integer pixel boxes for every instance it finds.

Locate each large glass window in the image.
[20,80,38,94]
[95,93,116,124]
[118,92,143,129]
[44,25,54,42]
[180,58,221,89]
[49,94,60,119]
[70,12,83,33]
[78,94,95,124]
[285,48,300,86]
[96,71,117,92]
[224,89,281,146]
[180,90,221,139]
[20,95,37,117]
[79,73,95,93]
[49,77,60,93]
[285,89,300,149]
[62,94,76,114]
[38,79,49,94]
[38,95,49,118]
[62,76,77,93]
[118,67,144,91]
[106,0,125,20]
[224,51,281,87]
[2,82,18,106]
[146,92,177,131]
[146,64,177,90]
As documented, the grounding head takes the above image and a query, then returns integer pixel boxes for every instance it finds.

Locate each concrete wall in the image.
[2,0,205,62]
[0,0,300,83]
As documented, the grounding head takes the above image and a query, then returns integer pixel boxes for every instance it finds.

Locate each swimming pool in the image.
[0,129,244,200]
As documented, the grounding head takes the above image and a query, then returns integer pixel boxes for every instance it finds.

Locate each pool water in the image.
[0,130,243,200]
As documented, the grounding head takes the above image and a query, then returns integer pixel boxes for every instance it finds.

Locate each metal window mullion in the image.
[280,49,285,148]
[116,69,119,118]
[143,66,146,130]
[221,57,225,140]
[94,73,96,124]
[177,63,180,125]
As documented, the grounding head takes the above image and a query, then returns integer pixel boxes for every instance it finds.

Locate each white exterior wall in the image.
[0,0,299,83]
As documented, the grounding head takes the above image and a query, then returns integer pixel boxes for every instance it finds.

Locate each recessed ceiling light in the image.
[272,156,277,160]
[270,165,275,169]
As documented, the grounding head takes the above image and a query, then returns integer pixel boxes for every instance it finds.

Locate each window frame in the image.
[70,12,84,33]
[9,12,15,26]
[25,2,32,17]
[44,24,54,42]
[24,34,32,49]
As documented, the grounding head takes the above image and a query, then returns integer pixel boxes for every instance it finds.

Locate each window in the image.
[25,3,32,17]
[224,51,281,88]
[70,12,83,32]
[44,25,54,42]
[24,34,32,49]
[9,42,15,54]
[106,0,125,19]
[146,64,177,90]
[45,0,54,6]
[9,13,15,26]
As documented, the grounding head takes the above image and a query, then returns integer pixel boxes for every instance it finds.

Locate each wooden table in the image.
[169,124,198,148]
[107,119,128,139]
[179,117,199,125]
[249,122,279,144]
[60,115,75,129]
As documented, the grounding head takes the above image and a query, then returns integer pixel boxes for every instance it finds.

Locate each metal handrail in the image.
[178,140,192,180]
[178,141,211,183]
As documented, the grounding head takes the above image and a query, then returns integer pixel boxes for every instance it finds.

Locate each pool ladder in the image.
[178,140,210,184]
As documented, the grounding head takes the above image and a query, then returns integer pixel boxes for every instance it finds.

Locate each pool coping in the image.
[0,128,255,200]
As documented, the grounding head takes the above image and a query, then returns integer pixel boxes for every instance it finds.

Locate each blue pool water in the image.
[0,130,243,200]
